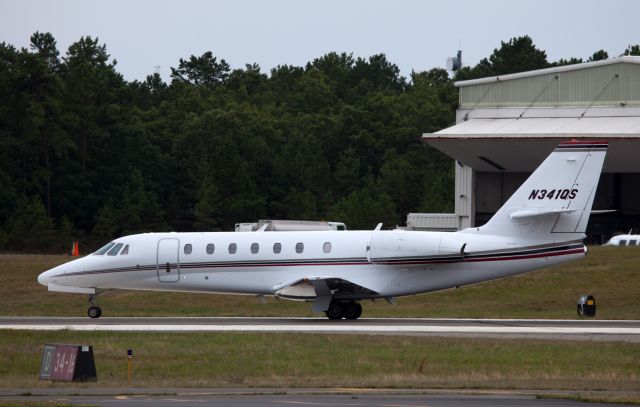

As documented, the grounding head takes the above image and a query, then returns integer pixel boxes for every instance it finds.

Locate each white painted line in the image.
[2,324,640,334]
[2,316,638,323]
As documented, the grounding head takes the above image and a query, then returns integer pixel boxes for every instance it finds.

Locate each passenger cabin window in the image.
[273,243,282,254]
[107,243,123,256]
[184,244,192,255]
[229,243,237,254]
[323,242,331,253]
[206,243,215,254]
[95,242,116,255]
[295,242,304,254]
[630,240,638,246]
[251,243,259,254]
[120,245,129,255]
[620,240,628,246]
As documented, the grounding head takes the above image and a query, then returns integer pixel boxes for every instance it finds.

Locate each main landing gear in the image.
[88,293,102,319]
[325,301,362,320]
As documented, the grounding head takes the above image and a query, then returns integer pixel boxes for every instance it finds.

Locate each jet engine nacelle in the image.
[368,230,463,262]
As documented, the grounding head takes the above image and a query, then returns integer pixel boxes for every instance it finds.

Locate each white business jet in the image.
[38,140,607,319]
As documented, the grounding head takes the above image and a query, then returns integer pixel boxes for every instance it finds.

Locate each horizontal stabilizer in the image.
[591,209,616,214]
[509,208,576,221]
[48,283,95,294]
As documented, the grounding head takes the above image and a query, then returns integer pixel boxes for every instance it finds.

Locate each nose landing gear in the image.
[88,294,102,319]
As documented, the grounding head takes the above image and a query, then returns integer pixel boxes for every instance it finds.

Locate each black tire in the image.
[325,302,343,320]
[343,302,362,320]
[88,306,102,319]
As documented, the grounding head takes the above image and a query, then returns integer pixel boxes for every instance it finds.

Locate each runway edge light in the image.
[127,349,133,385]
[577,295,596,317]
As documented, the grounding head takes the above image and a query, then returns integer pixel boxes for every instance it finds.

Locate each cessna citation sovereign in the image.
[38,140,607,320]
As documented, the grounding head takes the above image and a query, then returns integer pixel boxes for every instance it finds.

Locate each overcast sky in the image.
[2,0,639,82]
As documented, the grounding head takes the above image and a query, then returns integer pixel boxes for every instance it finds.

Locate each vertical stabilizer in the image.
[479,140,608,241]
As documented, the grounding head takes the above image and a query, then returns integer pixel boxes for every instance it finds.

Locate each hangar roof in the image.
[424,115,640,173]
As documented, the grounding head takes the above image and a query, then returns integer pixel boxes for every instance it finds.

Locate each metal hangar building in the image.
[412,56,640,243]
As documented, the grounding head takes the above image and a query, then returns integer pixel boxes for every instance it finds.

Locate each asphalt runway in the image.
[1,316,639,341]
[0,389,635,407]
[0,394,629,407]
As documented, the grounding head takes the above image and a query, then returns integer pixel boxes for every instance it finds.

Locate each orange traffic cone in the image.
[72,241,80,257]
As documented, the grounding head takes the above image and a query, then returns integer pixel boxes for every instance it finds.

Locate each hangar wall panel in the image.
[460,61,640,108]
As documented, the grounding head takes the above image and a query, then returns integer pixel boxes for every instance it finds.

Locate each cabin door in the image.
[157,238,180,282]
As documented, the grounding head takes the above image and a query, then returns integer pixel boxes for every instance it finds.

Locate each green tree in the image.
[194,177,222,231]
[61,35,121,171]
[412,68,450,87]
[1,32,465,250]
[329,178,397,229]
[59,36,127,231]
[119,168,167,234]
[588,50,609,61]
[455,35,549,80]
[624,45,640,56]
[226,63,269,99]
[30,31,60,71]
[171,51,231,87]
[92,203,119,240]
[6,195,55,252]
[552,57,583,66]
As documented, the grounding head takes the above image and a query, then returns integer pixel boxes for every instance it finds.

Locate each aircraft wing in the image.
[273,277,379,312]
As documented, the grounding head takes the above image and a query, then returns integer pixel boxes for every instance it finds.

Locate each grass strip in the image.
[1,330,638,390]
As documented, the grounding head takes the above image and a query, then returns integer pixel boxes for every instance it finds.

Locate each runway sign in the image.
[39,344,97,382]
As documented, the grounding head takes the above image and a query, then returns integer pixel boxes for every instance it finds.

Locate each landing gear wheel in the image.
[325,302,344,320]
[88,306,102,319]
[343,302,362,320]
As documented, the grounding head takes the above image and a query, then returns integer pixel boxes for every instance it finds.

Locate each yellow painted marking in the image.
[382,404,431,407]
[276,401,363,406]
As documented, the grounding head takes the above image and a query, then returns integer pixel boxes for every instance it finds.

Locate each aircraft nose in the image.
[37,270,50,286]
[38,266,60,286]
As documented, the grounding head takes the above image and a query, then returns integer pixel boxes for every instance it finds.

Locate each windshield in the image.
[94,242,116,255]
[107,243,124,256]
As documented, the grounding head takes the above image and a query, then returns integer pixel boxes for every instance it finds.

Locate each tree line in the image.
[0,33,636,252]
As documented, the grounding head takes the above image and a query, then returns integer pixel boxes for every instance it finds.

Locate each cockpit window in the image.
[120,245,129,255]
[95,242,116,255]
[107,243,124,256]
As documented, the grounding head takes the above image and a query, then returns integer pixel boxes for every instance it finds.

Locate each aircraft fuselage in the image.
[39,229,585,300]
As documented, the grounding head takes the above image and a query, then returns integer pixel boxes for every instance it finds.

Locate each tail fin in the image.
[479,140,607,241]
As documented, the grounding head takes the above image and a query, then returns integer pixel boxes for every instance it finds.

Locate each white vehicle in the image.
[234,220,347,232]
[605,233,640,246]
[38,140,607,320]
